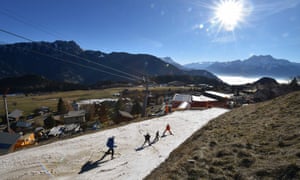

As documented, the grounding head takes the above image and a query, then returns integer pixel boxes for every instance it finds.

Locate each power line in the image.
[0,28,143,81]
[52,48,142,80]
[0,9,147,77]
[29,49,139,82]
[0,9,63,39]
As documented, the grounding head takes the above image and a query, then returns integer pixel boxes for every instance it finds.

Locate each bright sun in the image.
[213,0,247,31]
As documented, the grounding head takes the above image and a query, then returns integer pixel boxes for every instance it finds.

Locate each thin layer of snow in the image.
[192,95,217,102]
[172,94,192,102]
[77,98,118,105]
[177,101,190,109]
[0,108,228,180]
[205,91,234,99]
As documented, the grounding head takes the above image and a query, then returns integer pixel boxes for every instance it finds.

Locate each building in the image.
[63,110,86,124]
[172,94,192,109]
[172,92,232,110]
[8,109,23,121]
[190,95,218,109]
[204,91,234,108]
[0,132,21,155]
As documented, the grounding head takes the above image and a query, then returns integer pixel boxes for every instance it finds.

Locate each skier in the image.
[162,123,173,136]
[143,133,151,147]
[153,130,160,143]
[106,136,116,159]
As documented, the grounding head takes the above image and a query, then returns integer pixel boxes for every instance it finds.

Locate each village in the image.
[0,79,281,156]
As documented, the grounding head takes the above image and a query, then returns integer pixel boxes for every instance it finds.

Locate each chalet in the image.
[172,93,232,110]
[204,91,234,108]
[8,109,23,121]
[172,94,192,109]
[204,91,233,100]
[190,95,217,109]
[63,110,86,124]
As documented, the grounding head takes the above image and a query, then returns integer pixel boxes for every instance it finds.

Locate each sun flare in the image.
[213,0,247,31]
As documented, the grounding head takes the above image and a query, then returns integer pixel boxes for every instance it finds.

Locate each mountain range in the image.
[181,55,300,78]
[0,41,218,85]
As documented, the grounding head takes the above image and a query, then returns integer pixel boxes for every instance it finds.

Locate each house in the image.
[0,132,21,155]
[8,109,23,121]
[190,95,218,109]
[204,91,234,108]
[63,110,86,124]
[10,121,33,133]
[204,91,233,100]
[172,93,230,110]
[35,106,50,115]
[172,94,192,109]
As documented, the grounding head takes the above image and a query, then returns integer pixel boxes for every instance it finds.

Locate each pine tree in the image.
[57,97,67,115]
[44,115,56,129]
[131,99,142,116]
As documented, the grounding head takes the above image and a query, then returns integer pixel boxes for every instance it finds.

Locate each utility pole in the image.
[142,60,149,118]
[142,76,149,117]
[2,88,11,132]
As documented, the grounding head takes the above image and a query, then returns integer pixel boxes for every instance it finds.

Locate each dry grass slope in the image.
[145,91,300,180]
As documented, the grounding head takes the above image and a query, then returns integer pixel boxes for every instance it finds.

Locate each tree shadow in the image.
[78,152,110,174]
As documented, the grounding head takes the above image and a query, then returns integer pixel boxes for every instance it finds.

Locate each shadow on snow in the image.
[78,152,110,174]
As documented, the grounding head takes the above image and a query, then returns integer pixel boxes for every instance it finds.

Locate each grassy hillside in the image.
[146,91,300,179]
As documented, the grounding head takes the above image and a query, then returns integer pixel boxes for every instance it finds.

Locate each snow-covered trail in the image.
[0,108,228,180]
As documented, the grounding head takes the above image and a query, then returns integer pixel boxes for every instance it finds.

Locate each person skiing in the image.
[162,123,173,136]
[106,136,116,159]
[143,133,151,147]
[153,130,160,143]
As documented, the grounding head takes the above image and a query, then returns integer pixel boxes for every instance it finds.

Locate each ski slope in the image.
[0,108,228,180]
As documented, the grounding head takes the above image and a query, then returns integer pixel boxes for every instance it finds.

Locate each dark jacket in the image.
[106,137,115,149]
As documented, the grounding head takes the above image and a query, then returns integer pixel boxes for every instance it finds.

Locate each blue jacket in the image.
[106,137,114,149]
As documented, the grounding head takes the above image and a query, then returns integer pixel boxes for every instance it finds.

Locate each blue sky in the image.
[1,0,300,64]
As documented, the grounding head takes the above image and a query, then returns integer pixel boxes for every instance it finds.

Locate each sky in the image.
[0,0,300,64]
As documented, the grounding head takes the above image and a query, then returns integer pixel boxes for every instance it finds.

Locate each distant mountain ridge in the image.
[160,57,188,70]
[0,41,218,85]
[183,55,300,78]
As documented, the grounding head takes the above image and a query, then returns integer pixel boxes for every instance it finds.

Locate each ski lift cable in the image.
[0,9,63,39]
[0,29,140,82]
[0,28,143,81]
[29,49,139,82]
